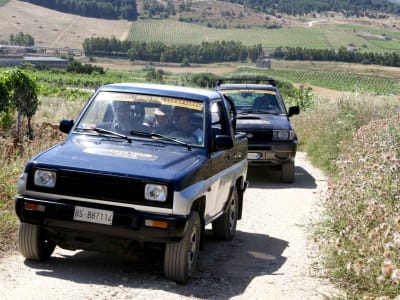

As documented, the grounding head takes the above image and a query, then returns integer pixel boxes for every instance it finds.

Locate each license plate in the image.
[73,206,113,225]
[248,152,262,160]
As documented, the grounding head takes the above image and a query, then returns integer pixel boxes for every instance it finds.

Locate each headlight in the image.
[145,184,167,202]
[17,173,28,194]
[273,130,295,141]
[34,170,57,188]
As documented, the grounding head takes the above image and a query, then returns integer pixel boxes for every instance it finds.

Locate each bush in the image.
[294,93,400,298]
[66,61,105,75]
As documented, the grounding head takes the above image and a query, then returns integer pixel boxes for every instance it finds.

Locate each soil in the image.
[0,152,340,299]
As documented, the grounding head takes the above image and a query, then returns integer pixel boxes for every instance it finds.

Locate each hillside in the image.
[222,0,400,16]
[16,0,400,21]
[0,0,130,48]
[1,0,400,51]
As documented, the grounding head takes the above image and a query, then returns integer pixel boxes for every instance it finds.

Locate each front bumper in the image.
[247,142,297,166]
[15,196,189,247]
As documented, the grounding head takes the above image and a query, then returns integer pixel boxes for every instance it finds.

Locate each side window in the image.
[224,98,236,133]
[211,100,228,135]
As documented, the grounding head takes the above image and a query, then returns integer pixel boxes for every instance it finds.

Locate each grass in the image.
[0,0,9,7]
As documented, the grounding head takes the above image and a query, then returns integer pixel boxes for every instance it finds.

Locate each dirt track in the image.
[0,152,338,299]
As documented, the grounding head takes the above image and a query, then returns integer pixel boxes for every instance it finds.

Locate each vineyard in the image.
[126,20,400,53]
[16,61,400,101]
[231,67,400,95]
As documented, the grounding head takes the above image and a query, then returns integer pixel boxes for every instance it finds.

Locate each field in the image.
[127,20,400,52]
[1,0,400,53]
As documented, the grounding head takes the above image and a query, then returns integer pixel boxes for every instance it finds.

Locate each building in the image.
[256,58,272,68]
[0,56,68,68]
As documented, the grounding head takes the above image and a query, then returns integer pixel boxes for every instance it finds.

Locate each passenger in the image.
[145,105,173,135]
[171,107,203,144]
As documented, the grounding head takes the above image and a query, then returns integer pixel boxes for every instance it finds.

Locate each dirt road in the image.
[0,152,337,299]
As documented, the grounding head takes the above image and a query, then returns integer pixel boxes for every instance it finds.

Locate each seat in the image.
[102,104,114,122]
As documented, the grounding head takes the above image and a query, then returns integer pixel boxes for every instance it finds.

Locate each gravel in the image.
[0,152,339,300]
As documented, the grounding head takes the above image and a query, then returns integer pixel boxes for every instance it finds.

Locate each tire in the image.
[164,211,201,284]
[281,161,295,183]
[212,187,238,241]
[18,222,56,261]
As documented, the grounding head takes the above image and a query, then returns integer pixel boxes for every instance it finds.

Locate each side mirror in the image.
[59,119,74,134]
[288,106,300,117]
[214,135,233,151]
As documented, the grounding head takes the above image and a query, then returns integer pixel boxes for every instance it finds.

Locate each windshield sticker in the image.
[95,92,203,111]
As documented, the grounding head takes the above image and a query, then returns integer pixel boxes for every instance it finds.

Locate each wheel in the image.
[281,161,295,183]
[212,187,238,241]
[164,211,201,283]
[18,222,56,261]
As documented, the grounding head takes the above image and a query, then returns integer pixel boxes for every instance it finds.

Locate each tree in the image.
[0,75,12,130]
[9,32,35,46]
[6,69,39,140]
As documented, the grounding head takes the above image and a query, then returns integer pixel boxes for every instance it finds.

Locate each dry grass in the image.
[294,93,400,298]
[0,0,130,48]
[0,96,85,255]
[0,124,64,254]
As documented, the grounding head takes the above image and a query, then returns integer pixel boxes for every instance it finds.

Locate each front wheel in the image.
[281,161,295,183]
[212,187,239,241]
[18,222,56,261]
[164,211,201,284]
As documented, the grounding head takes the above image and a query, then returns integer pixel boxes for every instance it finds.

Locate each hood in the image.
[30,136,206,181]
[236,114,292,131]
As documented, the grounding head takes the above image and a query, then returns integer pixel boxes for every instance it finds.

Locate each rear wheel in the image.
[212,187,238,241]
[164,211,201,283]
[281,161,295,183]
[18,222,56,261]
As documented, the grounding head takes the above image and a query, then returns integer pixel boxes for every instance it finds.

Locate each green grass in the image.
[0,0,9,7]
[127,20,400,53]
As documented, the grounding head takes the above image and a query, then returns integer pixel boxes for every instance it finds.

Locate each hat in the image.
[154,106,171,117]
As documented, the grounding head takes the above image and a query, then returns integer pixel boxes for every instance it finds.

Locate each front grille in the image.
[246,130,273,145]
[27,168,172,208]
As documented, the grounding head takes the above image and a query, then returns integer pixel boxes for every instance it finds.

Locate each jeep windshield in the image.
[75,91,205,147]
[221,90,284,115]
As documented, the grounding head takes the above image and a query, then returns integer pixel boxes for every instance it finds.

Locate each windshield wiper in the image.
[78,127,132,143]
[130,130,191,150]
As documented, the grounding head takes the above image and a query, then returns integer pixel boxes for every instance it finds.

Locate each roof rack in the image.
[215,77,276,87]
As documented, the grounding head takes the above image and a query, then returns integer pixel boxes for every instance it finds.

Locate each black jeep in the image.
[216,78,299,183]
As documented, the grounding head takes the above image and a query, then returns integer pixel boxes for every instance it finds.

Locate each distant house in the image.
[0,56,68,68]
[347,46,359,53]
[256,58,272,68]
[0,56,22,67]
[23,56,68,68]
